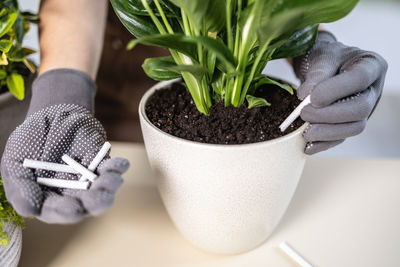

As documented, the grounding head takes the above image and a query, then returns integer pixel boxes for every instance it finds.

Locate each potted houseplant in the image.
[0,1,37,265]
[111,0,358,254]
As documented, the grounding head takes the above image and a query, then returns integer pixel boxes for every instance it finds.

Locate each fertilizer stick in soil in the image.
[279,95,311,132]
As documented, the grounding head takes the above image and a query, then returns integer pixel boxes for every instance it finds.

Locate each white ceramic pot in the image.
[0,222,23,267]
[139,79,307,254]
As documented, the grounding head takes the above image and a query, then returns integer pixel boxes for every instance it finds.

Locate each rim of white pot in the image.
[139,78,307,149]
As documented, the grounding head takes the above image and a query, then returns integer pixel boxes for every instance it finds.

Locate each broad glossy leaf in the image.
[111,0,159,37]
[14,12,24,44]
[0,12,18,38]
[6,72,24,100]
[129,34,236,72]
[143,56,207,81]
[271,24,318,59]
[115,0,180,17]
[258,7,306,47]
[168,0,226,31]
[246,95,270,109]
[142,56,182,81]
[273,0,359,28]
[7,46,29,62]
[255,76,293,95]
[127,34,197,58]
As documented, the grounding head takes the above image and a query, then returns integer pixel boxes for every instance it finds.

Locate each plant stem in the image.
[153,0,174,34]
[239,43,271,104]
[140,0,166,34]
[226,0,233,51]
[181,10,191,35]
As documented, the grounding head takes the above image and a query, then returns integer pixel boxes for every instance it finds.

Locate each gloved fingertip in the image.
[80,190,114,216]
[98,157,130,174]
[91,172,123,194]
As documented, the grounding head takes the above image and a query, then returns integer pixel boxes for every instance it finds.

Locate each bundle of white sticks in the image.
[23,142,112,190]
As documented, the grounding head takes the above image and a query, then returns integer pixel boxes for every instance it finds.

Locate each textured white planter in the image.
[139,79,307,254]
[0,222,22,267]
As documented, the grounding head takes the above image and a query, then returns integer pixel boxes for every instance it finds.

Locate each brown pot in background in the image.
[0,75,33,156]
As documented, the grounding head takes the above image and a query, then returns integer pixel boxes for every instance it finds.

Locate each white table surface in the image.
[42,142,400,267]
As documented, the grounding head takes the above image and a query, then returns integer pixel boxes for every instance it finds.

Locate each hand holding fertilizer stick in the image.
[23,142,112,190]
[279,95,311,132]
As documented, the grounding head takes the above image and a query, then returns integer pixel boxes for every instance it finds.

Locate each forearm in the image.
[38,0,108,79]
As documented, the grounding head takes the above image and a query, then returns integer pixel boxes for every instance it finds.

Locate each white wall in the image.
[264,1,400,94]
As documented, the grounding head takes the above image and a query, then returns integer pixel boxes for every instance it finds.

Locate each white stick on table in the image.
[279,242,313,267]
[279,95,311,132]
[37,177,89,190]
[79,142,111,182]
[23,159,78,174]
[62,155,97,182]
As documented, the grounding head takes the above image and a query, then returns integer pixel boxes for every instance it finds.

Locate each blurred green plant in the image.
[0,0,38,100]
[112,0,358,115]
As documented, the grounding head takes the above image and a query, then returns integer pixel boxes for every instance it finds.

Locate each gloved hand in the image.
[1,69,130,224]
[293,30,388,154]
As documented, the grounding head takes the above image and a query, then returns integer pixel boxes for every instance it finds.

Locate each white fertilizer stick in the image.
[79,142,111,182]
[88,142,111,171]
[279,95,311,132]
[23,159,78,174]
[279,242,313,267]
[62,155,97,182]
[37,177,89,190]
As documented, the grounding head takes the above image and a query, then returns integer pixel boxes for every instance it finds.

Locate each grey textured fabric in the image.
[293,31,388,154]
[28,68,96,116]
[1,104,129,223]
[1,69,129,224]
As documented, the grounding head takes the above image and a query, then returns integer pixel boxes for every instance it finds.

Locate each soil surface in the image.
[145,81,304,144]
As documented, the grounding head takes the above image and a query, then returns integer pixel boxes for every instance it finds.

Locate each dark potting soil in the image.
[145,81,304,144]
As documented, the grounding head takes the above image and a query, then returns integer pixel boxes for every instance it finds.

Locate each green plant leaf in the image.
[246,95,271,109]
[111,0,159,37]
[0,69,6,79]
[13,12,25,44]
[142,56,181,81]
[255,76,294,95]
[128,34,236,73]
[143,56,207,80]
[168,0,226,31]
[127,34,197,57]
[0,11,18,38]
[273,0,359,29]
[258,7,306,47]
[0,39,12,53]
[271,24,318,59]
[6,46,26,62]
[6,72,24,100]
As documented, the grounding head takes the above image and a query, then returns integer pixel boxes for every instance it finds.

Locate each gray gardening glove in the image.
[1,69,130,224]
[293,30,388,154]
